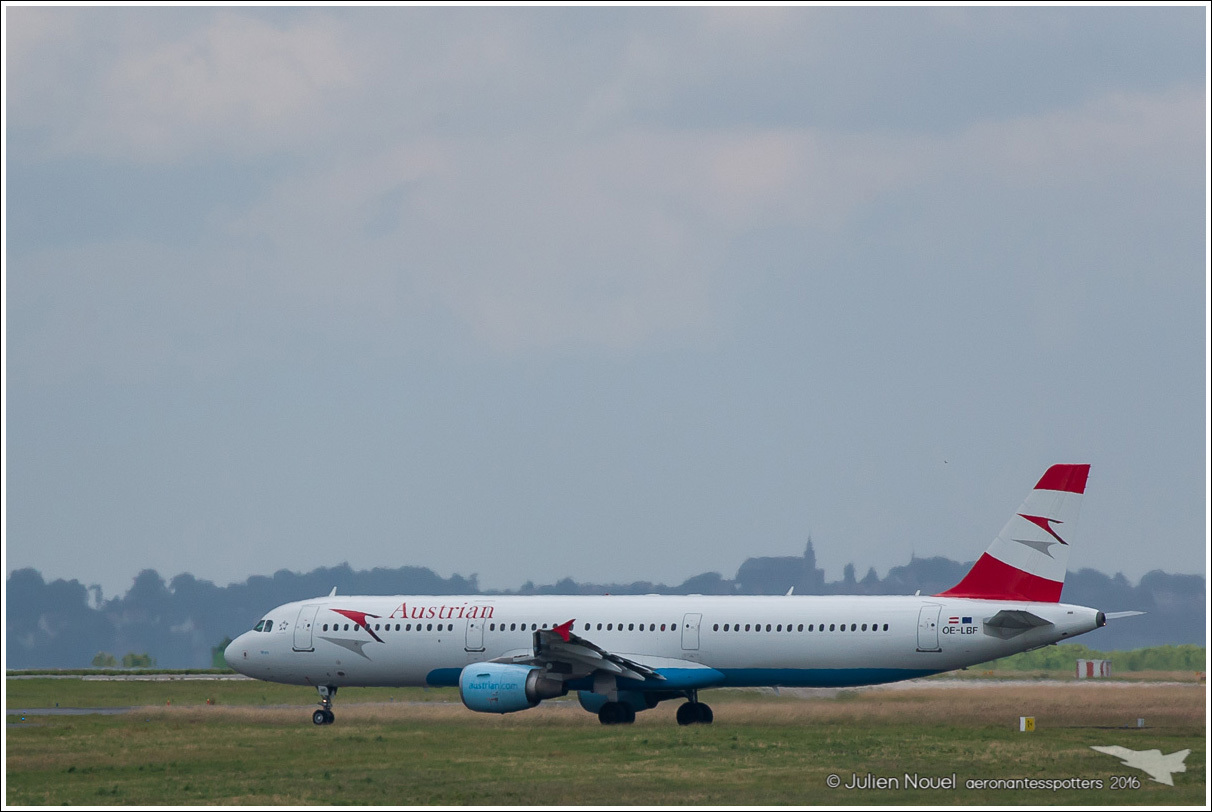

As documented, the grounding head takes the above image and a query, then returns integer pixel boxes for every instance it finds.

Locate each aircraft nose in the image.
[224,634,248,673]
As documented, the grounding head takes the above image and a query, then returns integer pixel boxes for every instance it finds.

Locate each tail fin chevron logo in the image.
[1018,514,1067,544]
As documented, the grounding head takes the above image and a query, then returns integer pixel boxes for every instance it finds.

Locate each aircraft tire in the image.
[677,701,712,725]
[313,709,328,726]
[598,702,632,725]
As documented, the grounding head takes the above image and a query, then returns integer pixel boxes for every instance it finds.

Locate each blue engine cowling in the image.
[459,663,567,714]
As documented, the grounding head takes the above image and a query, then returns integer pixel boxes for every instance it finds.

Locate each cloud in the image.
[7,10,1203,371]
[9,9,358,161]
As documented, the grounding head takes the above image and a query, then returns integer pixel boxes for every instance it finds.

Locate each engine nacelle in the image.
[459,663,566,714]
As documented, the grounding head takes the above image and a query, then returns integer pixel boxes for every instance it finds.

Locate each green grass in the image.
[7,668,236,677]
[5,679,1204,805]
[6,677,450,709]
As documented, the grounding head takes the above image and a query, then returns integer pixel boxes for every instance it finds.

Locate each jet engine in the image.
[458,663,566,714]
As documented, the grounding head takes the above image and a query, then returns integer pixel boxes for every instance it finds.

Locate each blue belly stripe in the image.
[426,668,463,687]
[430,666,939,690]
[717,667,940,687]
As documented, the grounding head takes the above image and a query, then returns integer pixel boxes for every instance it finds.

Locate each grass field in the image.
[6,678,1205,805]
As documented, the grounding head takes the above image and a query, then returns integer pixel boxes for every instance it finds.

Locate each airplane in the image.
[225,463,1136,726]
[1089,746,1190,786]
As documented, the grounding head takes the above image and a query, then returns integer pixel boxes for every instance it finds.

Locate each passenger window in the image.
[628,623,634,631]
[829,624,835,631]
[671,624,677,631]
[660,623,666,631]
[596,623,602,630]
[883,623,889,631]
[584,623,590,631]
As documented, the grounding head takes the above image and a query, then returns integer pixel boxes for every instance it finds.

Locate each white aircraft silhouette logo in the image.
[1090,745,1190,786]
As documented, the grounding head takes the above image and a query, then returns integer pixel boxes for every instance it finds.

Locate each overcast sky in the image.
[5,6,1208,601]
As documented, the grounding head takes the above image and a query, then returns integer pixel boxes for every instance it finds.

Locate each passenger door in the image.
[681,613,702,651]
[916,604,941,652]
[293,604,321,651]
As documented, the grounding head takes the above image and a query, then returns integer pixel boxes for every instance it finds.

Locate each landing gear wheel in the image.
[313,685,337,725]
[677,701,713,725]
[598,702,636,725]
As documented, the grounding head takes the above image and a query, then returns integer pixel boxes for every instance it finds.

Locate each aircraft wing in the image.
[491,620,664,683]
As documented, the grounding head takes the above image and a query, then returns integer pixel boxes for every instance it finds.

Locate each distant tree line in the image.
[989,643,1206,672]
[5,542,1205,669]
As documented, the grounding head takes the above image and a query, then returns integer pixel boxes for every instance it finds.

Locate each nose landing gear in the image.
[312,685,337,725]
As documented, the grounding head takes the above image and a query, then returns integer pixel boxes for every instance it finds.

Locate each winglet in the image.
[553,619,575,642]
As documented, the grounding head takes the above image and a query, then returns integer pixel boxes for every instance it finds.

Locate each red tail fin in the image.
[937,464,1088,602]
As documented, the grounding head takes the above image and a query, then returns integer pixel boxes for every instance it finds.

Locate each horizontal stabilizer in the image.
[984,609,1053,639]
[1104,610,1146,620]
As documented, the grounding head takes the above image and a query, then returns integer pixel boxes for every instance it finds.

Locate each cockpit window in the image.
[253,620,266,632]
[264,620,273,632]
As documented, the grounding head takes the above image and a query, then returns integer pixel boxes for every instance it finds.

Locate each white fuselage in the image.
[225,594,1103,690]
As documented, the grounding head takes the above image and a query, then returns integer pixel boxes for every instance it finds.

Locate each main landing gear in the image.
[676,690,713,725]
[312,685,337,725]
[676,701,713,725]
[597,701,637,725]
